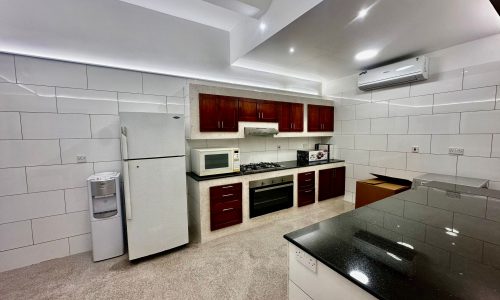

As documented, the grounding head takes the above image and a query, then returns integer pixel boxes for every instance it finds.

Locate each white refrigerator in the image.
[120,112,188,260]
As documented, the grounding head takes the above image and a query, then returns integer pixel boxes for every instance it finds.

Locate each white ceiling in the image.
[0,0,499,95]
[238,0,500,81]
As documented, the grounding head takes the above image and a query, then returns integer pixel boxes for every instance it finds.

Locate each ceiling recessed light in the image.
[289,47,295,54]
[358,8,369,18]
[355,49,378,60]
[259,22,267,31]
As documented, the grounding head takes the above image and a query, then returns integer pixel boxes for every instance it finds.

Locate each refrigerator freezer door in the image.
[125,156,188,260]
[120,112,185,159]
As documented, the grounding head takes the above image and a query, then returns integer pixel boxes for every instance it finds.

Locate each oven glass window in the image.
[205,154,229,169]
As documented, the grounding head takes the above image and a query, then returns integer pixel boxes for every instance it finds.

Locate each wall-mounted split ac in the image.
[358,56,429,91]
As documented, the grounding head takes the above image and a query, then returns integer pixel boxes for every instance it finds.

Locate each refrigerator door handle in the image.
[121,126,129,160]
[123,161,132,220]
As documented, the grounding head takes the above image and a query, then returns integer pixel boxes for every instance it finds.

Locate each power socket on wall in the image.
[448,147,464,155]
[295,247,317,273]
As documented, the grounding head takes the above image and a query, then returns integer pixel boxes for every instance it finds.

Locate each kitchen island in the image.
[284,181,500,300]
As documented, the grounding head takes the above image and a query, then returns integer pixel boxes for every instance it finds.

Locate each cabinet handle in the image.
[262,112,264,119]
[290,122,292,129]
[222,185,233,189]
[305,189,313,193]
[305,179,312,182]
[221,121,224,128]
[217,121,220,128]
[222,193,234,197]
[222,208,234,212]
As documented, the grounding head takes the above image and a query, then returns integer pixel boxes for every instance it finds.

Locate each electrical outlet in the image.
[411,146,419,153]
[448,147,464,155]
[295,248,317,273]
[76,155,87,163]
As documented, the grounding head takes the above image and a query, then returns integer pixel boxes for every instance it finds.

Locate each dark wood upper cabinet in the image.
[199,94,238,132]
[238,99,258,122]
[238,98,279,122]
[279,102,303,132]
[307,104,334,132]
[258,101,279,122]
[218,96,239,131]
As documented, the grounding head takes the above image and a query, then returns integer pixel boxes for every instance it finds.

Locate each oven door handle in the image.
[253,183,293,193]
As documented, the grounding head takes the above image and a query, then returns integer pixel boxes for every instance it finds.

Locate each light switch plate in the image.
[295,247,317,273]
[448,147,464,155]
[76,155,87,163]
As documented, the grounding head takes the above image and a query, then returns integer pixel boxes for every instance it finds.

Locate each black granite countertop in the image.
[284,181,500,300]
[187,159,344,181]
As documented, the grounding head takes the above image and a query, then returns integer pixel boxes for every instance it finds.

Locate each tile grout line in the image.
[13,55,18,83]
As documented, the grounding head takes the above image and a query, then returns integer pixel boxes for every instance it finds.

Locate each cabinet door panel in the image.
[258,101,279,122]
[318,168,333,201]
[199,94,220,132]
[218,96,238,132]
[320,106,334,131]
[307,104,321,132]
[291,103,304,132]
[279,102,291,132]
[238,98,258,122]
[332,166,345,197]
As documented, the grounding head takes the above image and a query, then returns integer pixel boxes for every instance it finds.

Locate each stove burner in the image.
[240,162,283,174]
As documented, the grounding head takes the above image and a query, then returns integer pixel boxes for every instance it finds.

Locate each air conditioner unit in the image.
[358,56,429,91]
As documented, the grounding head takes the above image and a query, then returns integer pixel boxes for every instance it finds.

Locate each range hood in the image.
[244,127,279,136]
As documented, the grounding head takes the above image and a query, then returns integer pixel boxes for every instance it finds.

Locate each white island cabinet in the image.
[288,243,376,300]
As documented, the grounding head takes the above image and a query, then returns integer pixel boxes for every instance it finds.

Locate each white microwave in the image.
[191,148,240,176]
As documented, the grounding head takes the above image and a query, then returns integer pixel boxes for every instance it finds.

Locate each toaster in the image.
[297,150,328,164]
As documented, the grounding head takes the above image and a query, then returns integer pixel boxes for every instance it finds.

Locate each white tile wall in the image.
[56,88,118,115]
[21,113,91,139]
[389,95,433,117]
[0,191,65,224]
[326,59,500,204]
[431,134,492,157]
[0,239,69,272]
[0,112,22,139]
[142,73,185,96]
[60,139,121,163]
[0,53,16,83]
[409,113,460,134]
[0,140,61,168]
[0,83,56,112]
[87,66,142,93]
[0,221,33,251]
[433,86,496,114]
[118,93,166,113]
[460,110,500,134]
[371,117,408,134]
[32,211,90,244]
[65,187,89,213]
[355,135,387,151]
[0,168,27,196]
[0,54,189,272]
[69,233,92,255]
[26,163,94,193]
[15,56,87,89]
[387,135,431,153]
[90,115,120,138]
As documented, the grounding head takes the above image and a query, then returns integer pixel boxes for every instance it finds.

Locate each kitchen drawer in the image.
[298,188,315,207]
[298,171,315,189]
[211,199,241,213]
[210,183,242,203]
[210,203,242,231]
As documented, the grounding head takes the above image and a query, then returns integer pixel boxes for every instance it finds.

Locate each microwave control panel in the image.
[233,150,240,172]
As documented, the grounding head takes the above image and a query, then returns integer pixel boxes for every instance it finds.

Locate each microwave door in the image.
[202,152,232,175]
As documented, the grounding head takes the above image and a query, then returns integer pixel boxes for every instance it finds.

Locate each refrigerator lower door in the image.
[124,156,188,260]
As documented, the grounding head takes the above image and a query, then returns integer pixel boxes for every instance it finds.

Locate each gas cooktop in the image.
[240,162,284,174]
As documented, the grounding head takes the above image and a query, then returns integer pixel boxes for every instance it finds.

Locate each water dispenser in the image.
[87,172,124,262]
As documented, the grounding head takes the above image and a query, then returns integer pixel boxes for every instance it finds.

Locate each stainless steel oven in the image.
[249,175,293,218]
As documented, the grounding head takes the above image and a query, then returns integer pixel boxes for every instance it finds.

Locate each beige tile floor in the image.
[0,198,353,300]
